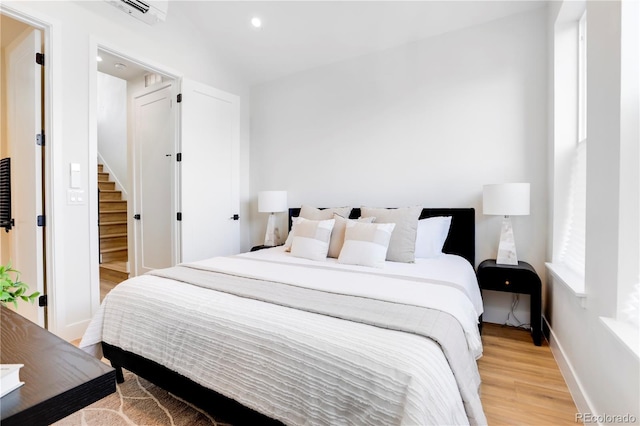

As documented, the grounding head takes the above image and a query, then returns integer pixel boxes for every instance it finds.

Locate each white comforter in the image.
[82,249,486,425]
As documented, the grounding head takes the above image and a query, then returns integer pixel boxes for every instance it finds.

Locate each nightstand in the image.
[250,245,275,252]
[477,259,542,346]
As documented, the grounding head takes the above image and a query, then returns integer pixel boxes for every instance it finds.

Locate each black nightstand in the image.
[477,259,542,346]
[250,245,275,252]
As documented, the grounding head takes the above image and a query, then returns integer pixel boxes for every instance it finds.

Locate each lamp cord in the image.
[504,294,531,331]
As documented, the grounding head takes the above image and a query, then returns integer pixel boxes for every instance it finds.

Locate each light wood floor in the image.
[100,279,119,301]
[479,323,579,425]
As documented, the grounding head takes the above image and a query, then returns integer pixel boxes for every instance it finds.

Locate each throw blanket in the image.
[81,256,486,424]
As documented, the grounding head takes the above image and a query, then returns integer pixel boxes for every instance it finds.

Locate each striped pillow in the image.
[328,214,375,258]
[338,222,396,268]
[290,218,336,261]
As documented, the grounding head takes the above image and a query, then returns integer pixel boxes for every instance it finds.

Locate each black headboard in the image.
[288,207,475,266]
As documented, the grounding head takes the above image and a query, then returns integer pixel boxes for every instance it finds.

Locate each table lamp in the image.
[258,190,287,246]
[483,183,530,265]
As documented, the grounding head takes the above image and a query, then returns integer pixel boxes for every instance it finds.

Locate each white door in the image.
[180,79,240,262]
[5,28,45,326]
[133,84,175,275]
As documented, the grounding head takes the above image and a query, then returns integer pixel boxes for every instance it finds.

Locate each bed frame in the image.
[103,207,476,425]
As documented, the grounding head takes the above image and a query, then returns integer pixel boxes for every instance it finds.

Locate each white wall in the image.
[1,0,251,340]
[250,8,548,324]
[0,16,33,266]
[97,71,128,193]
[546,1,640,420]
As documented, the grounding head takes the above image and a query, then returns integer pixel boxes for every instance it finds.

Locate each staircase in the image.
[98,164,130,283]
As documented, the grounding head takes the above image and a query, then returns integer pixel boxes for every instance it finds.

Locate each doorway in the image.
[0,12,48,327]
[95,47,178,300]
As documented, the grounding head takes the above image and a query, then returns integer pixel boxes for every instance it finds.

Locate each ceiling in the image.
[172,1,546,85]
[97,49,155,81]
[3,2,546,86]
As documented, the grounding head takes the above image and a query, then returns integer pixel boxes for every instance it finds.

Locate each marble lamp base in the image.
[496,216,519,265]
[264,213,281,246]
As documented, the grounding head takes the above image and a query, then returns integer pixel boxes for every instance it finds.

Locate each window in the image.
[617,1,640,329]
[557,12,587,278]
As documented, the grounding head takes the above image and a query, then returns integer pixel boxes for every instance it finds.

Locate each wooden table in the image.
[0,306,116,425]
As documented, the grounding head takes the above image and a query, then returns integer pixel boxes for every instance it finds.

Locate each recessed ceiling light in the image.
[251,17,262,29]
[96,56,103,62]
[114,62,127,70]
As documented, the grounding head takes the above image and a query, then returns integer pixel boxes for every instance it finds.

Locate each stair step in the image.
[101,246,127,254]
[101,246,128,263]
[102,250,128,263]
[100,223,127,237]
[98,172,110,181]
[100,263,129,282]
[100,210,128,222]
[100,260,128,272]
[100,232,127,239]
[100,236,127,250]
[98,164,104,173]
[98,181,115,191]
[100,200,127,211]
[99,190,122,201]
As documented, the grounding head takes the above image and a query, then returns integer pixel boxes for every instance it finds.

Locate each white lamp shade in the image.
[258,191,287,213]
[483,183,530,216]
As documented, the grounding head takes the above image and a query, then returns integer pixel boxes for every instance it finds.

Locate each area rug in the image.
[53,370,232,426]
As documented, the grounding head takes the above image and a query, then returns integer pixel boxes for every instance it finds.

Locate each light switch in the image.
[67,189,85,205]
[70,163,81,188]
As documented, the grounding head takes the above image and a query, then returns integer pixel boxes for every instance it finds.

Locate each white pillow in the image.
[414,216,452,258]
[285,206,351,253]
[360,206,422,263]
[290,218,335,261]
[338,222,396,268]
[283,216,303,252]
[328,214,375,258]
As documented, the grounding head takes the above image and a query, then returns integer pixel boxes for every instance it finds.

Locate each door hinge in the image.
[177,212,182,221]
[36,132,45,146]
[35,53,45,66]
[176,153,182,162]
[38,294,47,307]
[133,214,141,220]
[37,215,45,227]
[177,93,182,103]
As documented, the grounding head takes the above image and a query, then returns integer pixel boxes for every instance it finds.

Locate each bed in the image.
[81,207,486,425]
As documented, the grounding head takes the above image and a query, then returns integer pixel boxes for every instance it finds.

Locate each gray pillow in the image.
[360,206,422,263]
[299,205,351,220]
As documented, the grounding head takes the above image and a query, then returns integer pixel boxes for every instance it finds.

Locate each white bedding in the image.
[238,247,484,323]
[82,249,486,425]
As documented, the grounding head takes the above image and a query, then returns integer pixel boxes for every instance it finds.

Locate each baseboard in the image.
[544,316,596,417]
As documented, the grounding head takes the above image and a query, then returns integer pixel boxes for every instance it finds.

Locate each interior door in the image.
[5,28,45,326]
[180,79,240,262]
[133,83,175,275]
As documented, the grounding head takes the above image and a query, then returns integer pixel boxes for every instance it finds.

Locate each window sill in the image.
[546,262,587,300]
[600,317,640,360]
